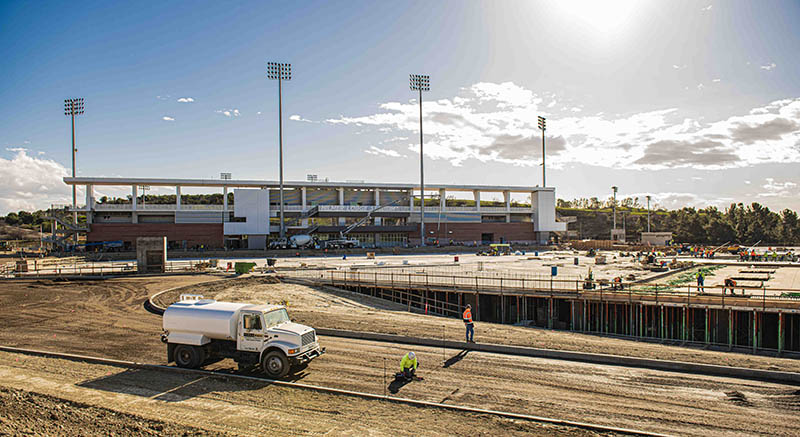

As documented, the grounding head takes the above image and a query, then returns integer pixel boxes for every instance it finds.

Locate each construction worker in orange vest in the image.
[463,304,474,343]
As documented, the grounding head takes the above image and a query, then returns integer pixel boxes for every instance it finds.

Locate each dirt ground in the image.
[0,352,588,437]
[2,274,800,435]
[0,386,208,436]
[154,275,800,374]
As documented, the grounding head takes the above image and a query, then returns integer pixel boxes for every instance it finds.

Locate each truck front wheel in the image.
[262,350,289,378]
[174,344,202,369]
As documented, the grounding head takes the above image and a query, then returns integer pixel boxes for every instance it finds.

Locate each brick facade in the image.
[88,223,224,248]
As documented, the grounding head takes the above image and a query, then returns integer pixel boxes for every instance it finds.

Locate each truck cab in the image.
[162,296,324,378]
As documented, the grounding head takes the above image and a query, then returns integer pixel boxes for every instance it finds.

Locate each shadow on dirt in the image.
[443,350,469,368]
[77,365,308,403]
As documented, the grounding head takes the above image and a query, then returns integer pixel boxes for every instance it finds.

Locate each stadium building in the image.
[64,177,566,249]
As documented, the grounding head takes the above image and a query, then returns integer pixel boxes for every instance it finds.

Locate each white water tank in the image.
[163,299,250,340]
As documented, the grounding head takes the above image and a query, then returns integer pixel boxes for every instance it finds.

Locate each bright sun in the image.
[553,0,643,37]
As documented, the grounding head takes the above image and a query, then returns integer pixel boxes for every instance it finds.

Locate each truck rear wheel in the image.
[262,350,289,378]
[174,344,202,369]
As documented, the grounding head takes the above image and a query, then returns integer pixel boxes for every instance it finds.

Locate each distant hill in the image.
[0,220,42,241]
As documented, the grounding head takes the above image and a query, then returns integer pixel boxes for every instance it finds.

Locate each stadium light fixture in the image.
[410,74,430,246]
[64,98,84,229]
[267,62,292,240]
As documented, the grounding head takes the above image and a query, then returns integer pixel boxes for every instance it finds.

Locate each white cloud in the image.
[289,114,313,123]
[326,82,800,171]
[701,5,712,11]
[712,78,721,83]
[697,83,704,90]
[215,108,240,118]
[6,147,27,153]
[364,146,406,158]
[760,63,777,71]
[672,64,686,70]
[0,149,70,214]
[759,178,798,197]
[177,97,194,103]
[162,116,175,121]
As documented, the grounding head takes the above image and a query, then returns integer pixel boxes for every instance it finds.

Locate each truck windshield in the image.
[264,309,290,328]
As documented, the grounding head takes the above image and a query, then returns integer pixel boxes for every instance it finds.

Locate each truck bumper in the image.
[289,345,325,366]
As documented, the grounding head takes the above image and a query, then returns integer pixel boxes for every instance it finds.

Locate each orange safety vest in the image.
[463,308,473,324]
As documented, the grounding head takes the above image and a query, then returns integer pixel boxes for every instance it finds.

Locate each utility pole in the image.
[611,186,618,230]
[267,62,291,240]
[410,74,430,246]
[646,195,651,232]
[64,98,84,239]
[538,116,546,187]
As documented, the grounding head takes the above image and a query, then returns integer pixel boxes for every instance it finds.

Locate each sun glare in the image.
[553,0,642,38]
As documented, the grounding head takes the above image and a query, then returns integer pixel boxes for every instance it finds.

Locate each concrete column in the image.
[176,186,181,211]
[374,189,380,206]
[728,309,733,348]
[338,187,344,205]
[301,187,307,207]
[222,187,228,222]
[409,190,414,209]
[439,189,446,211]
[131,185,138,223]
[85,185,94,209]
[473,190,481,212]
[85,185,94,224]
[504,190,511,222]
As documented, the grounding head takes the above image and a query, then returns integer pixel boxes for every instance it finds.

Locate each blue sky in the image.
[2,0,800,213]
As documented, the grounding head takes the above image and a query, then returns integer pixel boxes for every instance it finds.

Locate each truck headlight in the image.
[288,348,299,354]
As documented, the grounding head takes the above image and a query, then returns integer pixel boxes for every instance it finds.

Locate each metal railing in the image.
[281,268,800,310]
[2,259,214,278]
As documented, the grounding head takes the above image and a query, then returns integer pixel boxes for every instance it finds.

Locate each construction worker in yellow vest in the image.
[400,351,419,380]
[463,304,474,343]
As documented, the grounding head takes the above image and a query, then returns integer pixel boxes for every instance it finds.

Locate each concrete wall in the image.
[531,190,566,233]
[136,236,166,273]
[641,232,672,246]
[224,189,269,236]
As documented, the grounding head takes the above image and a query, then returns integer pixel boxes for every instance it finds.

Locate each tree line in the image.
[559,201,800,245]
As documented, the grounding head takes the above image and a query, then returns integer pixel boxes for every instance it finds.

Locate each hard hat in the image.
[408,352,415,359]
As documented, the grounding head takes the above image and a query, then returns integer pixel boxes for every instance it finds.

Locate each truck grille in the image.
[302,331,316,346]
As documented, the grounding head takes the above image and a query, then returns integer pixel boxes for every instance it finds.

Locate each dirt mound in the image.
[0,387,210,436]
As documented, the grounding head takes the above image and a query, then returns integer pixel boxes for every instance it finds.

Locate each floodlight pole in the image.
[538,116,546,187]
[267,62,291,241]
[419,86,424,246]
[64,98,84,243]
[71,110,77,225]
[410,74,429,247]
[278,75,285,240]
